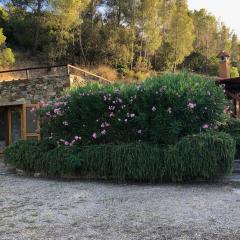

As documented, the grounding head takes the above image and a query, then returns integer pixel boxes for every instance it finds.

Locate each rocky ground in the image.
[0,161,240,240]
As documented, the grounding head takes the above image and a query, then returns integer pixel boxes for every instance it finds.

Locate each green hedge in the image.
[4,132,235,182]
[39,73,228,146]
[221,118,240,158]
[4,140,80,176]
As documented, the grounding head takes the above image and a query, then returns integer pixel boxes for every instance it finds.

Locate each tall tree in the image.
[166,0,195,72]
[217,23,232,53]
[0,28,15,66]
[231,33,240,64]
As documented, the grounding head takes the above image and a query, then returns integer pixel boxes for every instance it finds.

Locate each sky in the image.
[188,0,240,36]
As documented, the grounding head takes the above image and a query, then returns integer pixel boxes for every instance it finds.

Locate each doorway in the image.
[0,106,22,153]
[0,108,8,153]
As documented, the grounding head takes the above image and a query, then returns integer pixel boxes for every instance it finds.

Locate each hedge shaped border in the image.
[4,132,235,182]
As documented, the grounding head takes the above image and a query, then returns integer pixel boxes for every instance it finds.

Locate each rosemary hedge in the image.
[4,132,235,182]
[221,118,240,158]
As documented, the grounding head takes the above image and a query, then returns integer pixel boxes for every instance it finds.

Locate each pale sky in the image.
[188,0,240,36]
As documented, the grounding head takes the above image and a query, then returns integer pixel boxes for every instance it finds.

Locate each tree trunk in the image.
[79,26,87,65]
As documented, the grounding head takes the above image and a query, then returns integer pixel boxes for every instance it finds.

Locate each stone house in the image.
[0,65,110,154]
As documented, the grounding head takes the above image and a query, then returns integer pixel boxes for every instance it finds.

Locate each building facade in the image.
[0,64,109,154]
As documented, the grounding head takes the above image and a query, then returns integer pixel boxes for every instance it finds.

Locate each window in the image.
[26,107,38,134]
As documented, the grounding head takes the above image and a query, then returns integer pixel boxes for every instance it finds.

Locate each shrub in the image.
[116,64,128,76]
[135,71,149,81]
[164,132,235,181]
[36,146,81,176]
[231,67,239,78]
[5,132,235,181]
[95,65,118,81]
[221,118,240,158]
[125,69,135,79]
[4,140,80,177]
[39,73,228,147]
[4,140,41,172]
[79,132,234,182]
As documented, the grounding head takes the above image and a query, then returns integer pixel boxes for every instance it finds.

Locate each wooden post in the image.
[22,104,27,140]
[26,70,30,79]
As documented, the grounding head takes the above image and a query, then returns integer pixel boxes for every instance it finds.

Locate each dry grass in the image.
[94,65,118,81]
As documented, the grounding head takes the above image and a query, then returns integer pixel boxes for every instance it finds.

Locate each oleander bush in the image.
[39,73,228,147]
[4,132,235,181]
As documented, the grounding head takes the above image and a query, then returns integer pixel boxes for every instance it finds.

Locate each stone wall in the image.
[0,75,70,103]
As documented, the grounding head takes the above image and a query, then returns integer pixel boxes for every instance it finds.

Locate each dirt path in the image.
[0,169,240,240]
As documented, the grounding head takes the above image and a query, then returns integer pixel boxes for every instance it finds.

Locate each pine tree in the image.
[0,28,15,66]
[167,0,195,72]
[231,33,240,64]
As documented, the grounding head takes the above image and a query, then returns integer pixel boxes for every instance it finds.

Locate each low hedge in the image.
[4,140,80,176]
[78,132,235,181]
[221,118,240,158]
[4,132,235,182]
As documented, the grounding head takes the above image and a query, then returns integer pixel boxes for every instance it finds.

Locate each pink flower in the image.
[110,112,115,117]
[75,136,81,141]
[187,102,196,109]
[152,106,157,112]
[92,133,97,139]
[109,106,115,110]
[203,124,209,129]
[39,100,46,108]
[101,129,106,135]
[105,122,110,127]
[54,108,62,115]
[63,121,68,126]
[54,102,63,107]
[64,141,69,146]
[30,107,36,113]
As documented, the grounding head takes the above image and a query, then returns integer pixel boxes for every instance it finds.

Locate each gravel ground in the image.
[1,163,240,240]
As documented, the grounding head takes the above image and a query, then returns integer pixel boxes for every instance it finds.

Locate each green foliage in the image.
[164,132,235,181]
[221,118,240,158]
[230,67,239,78]
[4,140,80,177]
[4,140,41,172]
[5,132,235,181]
[166,0,195,72]
[39,73,228,147]
[181,52,208,73]
[2,1,238,74]
[0,28,15,66]
[135,71,148,81]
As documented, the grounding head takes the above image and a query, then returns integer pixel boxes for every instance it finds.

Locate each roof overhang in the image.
[216,77,240,92]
